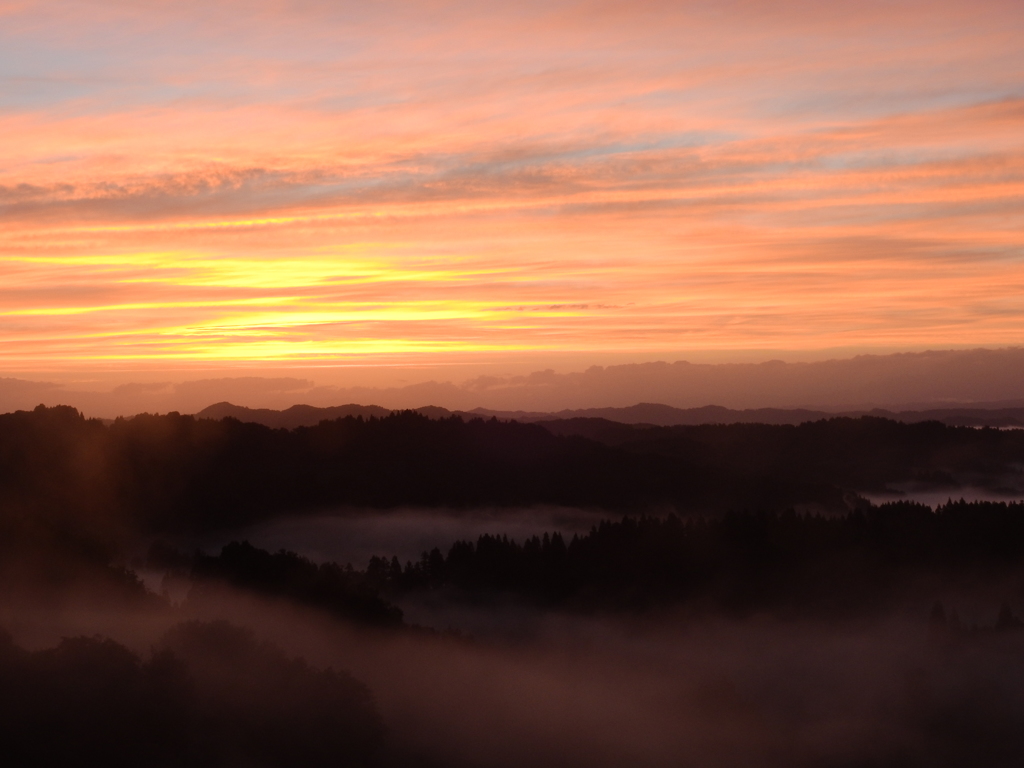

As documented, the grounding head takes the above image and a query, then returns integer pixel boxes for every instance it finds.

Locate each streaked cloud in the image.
[1,0,1022,371]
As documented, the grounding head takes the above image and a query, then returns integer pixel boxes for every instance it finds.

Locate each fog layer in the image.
[6,587,1024,768]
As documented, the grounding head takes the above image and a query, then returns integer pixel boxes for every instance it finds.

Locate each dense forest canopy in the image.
[3,405,1024,550]
[175,500,1024,622]
[5,403,1024,621]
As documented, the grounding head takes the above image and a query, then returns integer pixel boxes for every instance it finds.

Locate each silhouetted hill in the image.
[375,501,1024,616]
[475,403,1024,428]
[0,406,824,554]
[451,348,1024,411]
[195,401,460,430]
[136,505,1024,622]
[197,400,1024,430]
[0,621,384,768]
[189,541,403,627]
[538,417,1024,496]
[1,406,835,539]
[470,403,834,425]
[196,402,394,428]
[881,407,1024,428]
[5,406,1024,560]
[10,348,1024,417]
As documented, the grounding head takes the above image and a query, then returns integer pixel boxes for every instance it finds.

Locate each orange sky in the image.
[2,0,1023,379]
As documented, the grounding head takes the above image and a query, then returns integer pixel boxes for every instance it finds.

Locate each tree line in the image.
[6,404,1024,546]
[0,621,384,768]
[366,500,1024,615]
[177,500,1024,621]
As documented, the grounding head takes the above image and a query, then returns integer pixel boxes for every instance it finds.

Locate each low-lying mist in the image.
[5,508,1024,767]
[5,584,1024,768]
[229,506,605,568]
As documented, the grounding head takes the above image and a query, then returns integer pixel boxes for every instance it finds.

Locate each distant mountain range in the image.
[195,401,1024,430]
[8,347,1024,417]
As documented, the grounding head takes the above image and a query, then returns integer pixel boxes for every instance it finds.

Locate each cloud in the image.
[1,1,1023,366]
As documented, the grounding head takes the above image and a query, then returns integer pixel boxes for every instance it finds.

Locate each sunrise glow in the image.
[3,0,1023,370]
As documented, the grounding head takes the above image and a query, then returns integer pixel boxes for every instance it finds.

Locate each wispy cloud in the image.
[1,0,1023,368]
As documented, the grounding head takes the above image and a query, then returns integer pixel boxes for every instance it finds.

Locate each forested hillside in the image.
[3,406,1024,551]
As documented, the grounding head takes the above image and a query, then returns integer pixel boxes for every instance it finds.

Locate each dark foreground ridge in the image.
[4,405,1024,550]
[0,621,384,768]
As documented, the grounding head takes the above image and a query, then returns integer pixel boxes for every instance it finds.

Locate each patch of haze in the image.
[6,582,1024,767]
[174,591,1024,767]
[0,602,178,655]
[223,506,606,567]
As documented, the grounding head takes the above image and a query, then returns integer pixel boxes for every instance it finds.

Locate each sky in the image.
[2,0,1024,392]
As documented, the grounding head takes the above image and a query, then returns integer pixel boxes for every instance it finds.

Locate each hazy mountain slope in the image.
[8,348,1024,417]
[196,402,397,429]
[195,400,1024,430]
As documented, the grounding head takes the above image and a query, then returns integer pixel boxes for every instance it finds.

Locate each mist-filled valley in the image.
[10,0,1024,758]
[5,405,1024,766]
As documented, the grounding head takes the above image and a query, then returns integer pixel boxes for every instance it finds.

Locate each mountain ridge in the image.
[194,401,1024,430]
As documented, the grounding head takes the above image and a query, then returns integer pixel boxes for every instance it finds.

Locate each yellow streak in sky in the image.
[2,297,300,318]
